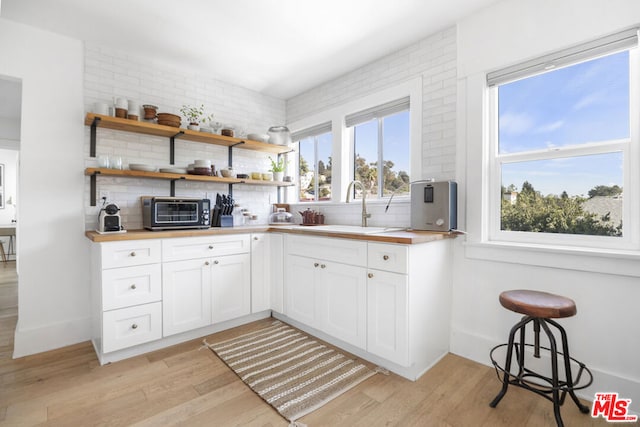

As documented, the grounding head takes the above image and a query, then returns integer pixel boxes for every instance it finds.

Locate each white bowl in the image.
[194,159,211,167]
[247,133,270,143]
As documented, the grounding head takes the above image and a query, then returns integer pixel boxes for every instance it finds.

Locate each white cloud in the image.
[499,112,534,135]
[572,92,602,111]
[536,120,564,133]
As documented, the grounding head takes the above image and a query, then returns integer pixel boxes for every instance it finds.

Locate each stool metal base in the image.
[489,316,593,427]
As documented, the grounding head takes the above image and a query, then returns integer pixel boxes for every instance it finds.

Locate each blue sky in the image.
[499,50,629,196]
[354,111,410,176]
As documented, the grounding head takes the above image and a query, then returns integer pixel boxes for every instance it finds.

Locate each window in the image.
[293,123,332,202]
[347,98,411,198]
[487,28,638,248]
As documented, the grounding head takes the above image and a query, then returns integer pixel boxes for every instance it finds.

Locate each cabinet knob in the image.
[214,260,219,265]
[130,251,136,257]
[368,273,374,278]
[383,255,389,261]
[314,262,319,267]
[130,284,137,290]
[253,236,259,240]
[320,264,326,269]
[205,261,210,266]
[131,323,138,329]
[208,245,214,250]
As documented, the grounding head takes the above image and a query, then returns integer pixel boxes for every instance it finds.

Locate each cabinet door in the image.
[284,255,317,327]
[212,253,251,324]
[317,262,367,350]
[269,233,284,314]
[162,258,212,336]
[367,270,409,366]
[250,233,270,313]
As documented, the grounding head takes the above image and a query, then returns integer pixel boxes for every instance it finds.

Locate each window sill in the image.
[464,240,640,277]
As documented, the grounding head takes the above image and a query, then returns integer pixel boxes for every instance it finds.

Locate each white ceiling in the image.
[1,0,498,99]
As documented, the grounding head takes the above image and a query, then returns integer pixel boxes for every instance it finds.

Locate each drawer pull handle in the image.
[205,261,210,266]
[131,323,138,329]
[130,251,136,257]
[368,273,374,278]
[320,264,326,269]
[383,255,389,261]
[130,284,137,290]
[214,260,219,265]
[208,245,214,250]
[314,262,319,267]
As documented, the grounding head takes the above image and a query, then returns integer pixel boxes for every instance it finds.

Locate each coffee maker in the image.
[97,202,123,233]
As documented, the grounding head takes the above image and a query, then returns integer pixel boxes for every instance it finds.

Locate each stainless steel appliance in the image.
[142,196,210,230]
[410,180,457,231]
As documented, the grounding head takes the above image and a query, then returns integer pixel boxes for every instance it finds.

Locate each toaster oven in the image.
[141,196,211,230]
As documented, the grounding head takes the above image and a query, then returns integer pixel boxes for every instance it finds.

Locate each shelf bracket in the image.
[169,177,185,197]
[90,117,101,158]
[169,131,185,165]
[227,141,245,167]
[89,170,101,206]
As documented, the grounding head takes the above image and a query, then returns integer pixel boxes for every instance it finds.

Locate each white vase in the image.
[273,171,284,182]
[188,124,200,131]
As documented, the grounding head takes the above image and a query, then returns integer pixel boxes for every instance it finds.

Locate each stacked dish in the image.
[129,164,157,172]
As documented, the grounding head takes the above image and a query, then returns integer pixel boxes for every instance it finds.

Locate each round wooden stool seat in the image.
[499,290,576,319]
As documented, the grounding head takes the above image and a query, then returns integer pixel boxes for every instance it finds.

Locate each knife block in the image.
[219,215,233,227]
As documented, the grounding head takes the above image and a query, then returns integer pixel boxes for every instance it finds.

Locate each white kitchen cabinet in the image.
[366,269,409,366]
[251,233,270,313]
[162,234,251,336]
[211,253,251,323]
[91,239,163,359]
[284,235,368,350]
[162,258,212,336]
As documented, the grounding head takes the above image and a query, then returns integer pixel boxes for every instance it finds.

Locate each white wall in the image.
[286,27,457,226]
[455,0,640,404]
[0,18,89,357]
[83,44,286,230]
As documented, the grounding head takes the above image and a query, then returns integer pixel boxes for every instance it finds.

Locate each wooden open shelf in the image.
[85,168,294,187]
[85,113,293,155]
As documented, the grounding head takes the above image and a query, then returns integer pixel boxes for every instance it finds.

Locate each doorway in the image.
[0,76,21,323]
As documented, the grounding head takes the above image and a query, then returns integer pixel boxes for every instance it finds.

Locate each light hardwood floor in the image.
[0,267,606,426]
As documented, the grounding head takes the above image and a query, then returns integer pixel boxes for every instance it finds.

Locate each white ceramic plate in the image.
[159,167,187,174]
[129,163,157,172]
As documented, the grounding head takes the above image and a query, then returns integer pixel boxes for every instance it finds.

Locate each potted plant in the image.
[180,104,213,131]
[269,156,287,182]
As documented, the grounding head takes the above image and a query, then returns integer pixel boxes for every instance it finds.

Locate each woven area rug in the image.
[204,320,376,425]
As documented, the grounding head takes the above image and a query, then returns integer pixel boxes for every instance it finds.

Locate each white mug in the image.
[127,100,139,115]
[93,102,109,115]
[114,97,128,109]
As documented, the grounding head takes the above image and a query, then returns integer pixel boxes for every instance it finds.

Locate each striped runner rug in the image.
[204,320,376,425]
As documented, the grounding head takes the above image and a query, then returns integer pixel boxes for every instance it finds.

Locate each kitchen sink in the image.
[288,225,405,234]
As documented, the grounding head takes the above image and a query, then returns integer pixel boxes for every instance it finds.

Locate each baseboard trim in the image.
[450,327,640,411]
[13,316,92,358]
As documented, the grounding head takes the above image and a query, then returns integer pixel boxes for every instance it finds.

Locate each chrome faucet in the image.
[346,180,371,227]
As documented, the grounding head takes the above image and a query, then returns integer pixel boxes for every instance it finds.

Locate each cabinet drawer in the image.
[162,234,250,262]
[101,240,161,269]
[102,302,162,353]
[102,264,162,311]
[368,242,408,274]
[286,235,367,267]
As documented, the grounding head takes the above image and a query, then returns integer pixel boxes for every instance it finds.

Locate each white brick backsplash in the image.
[84,43,286,230]
[287,26,457,223]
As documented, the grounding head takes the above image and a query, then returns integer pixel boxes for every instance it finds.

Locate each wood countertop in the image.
[85,226,459,245]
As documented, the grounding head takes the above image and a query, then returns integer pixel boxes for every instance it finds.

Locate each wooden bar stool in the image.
[489,290,593,427]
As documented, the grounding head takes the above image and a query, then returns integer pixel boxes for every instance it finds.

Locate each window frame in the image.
[350,108,411,199]
[485,46,640,251]
[296,130,333,203]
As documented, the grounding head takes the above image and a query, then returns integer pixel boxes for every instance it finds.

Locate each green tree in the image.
[588,185,623,198]
[501,181,622,236]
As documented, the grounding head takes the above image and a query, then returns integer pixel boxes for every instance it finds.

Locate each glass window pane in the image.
[354,120,378,198]
[501,152,623,236]
[498,51,629,154]
[317,132,332,201]
[298,137,315,202]
[382,111,410,196]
